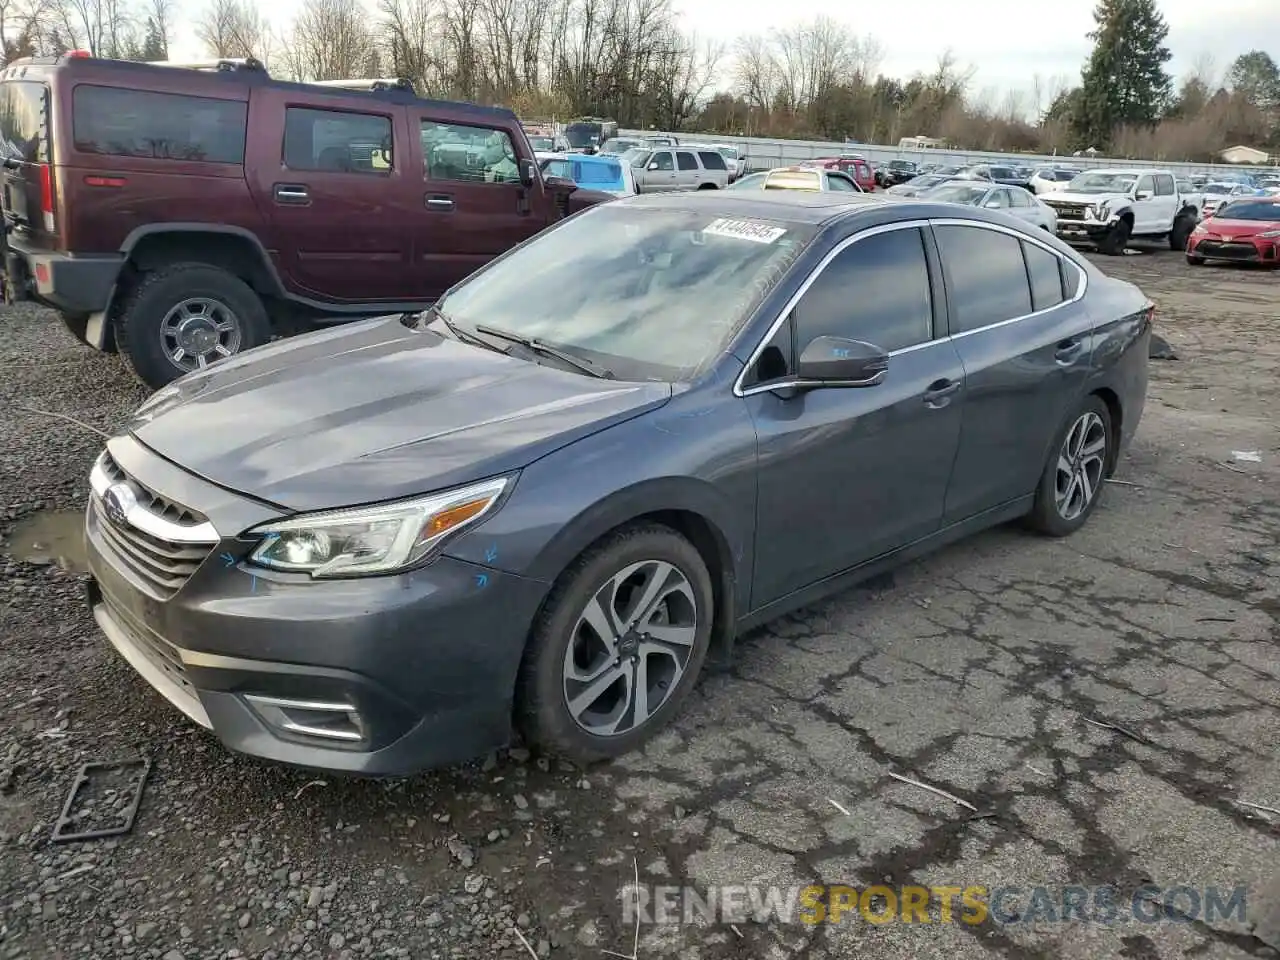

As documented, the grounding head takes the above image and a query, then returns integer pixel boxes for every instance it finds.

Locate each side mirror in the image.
[795,336,888,387]
[1135,190,1153,200]
[518,158,536,188]
[543,174,577,192]
[648,162,660,171]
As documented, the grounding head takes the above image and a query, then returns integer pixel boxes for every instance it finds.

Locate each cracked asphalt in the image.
[1,247,1277,960]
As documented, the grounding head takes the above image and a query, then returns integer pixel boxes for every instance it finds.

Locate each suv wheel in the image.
[515,523,714,763]
[116,263,271,388]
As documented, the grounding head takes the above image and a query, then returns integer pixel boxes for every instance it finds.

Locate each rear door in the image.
[0,78,54,244]
[931,221,1092,524]
[250,92,414,301]
[410,113,548,298]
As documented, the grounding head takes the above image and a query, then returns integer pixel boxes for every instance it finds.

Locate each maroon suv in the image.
[0,54,606,387]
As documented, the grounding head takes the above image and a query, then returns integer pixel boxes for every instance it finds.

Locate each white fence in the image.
[620,130,1276,179]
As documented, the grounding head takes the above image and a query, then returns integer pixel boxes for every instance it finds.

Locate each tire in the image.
[1097,217,1132,256]
[1169,212,1195,251]
[515,523,715,763]
[58,311,91,346]
[1186,254,1205,266]
[1025,395,1113,537]
[115,263,271,389]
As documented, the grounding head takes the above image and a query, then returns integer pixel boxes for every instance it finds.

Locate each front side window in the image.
[284,108,391,173]
[793,227,934,353]
[1135,175,1155,196]
[650,151,674,171]
[934,224,1033,333]
[436,206,815,380]
[74,85,246,163]
[421,121,518,183]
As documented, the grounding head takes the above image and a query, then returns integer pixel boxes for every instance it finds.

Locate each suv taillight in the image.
[39,163,55,232]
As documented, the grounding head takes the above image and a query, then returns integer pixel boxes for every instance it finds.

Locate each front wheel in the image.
[1025,396,1113,537]
[115,263,272,389]
[1097,218,1132,256]
[515,524,714,763]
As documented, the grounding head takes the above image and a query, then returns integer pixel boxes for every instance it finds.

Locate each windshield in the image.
[889,160,912,170]
[564,123,601,148]
[435,205,814,380]
[1204,183,1233,195]
[764,170,822,191]
[1066,171,1138,194]
[717,146,739,160]
[1214,200,1280,220]
[622,147,651,169]
[924,184,989,204]
[528,136,555,151]
[726,172,767,190]
[600,138,639,154]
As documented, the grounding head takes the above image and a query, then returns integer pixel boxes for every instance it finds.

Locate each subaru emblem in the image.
[103,483,136,527]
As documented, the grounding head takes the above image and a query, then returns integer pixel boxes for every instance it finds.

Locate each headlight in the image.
[1258,230,1280,238]
[247,476,511,578]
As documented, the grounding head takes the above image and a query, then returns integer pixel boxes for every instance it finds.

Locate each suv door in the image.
[931,221,1092,523]
[674,150,700,189]
[411,115,547,298]
[739,224,965,605]
[260,100,414,301]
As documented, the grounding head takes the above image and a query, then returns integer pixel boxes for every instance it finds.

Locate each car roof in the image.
[611,190,890,224]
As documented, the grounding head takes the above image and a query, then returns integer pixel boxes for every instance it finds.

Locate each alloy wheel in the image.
[160,297,243,372]
[561,559,698,737]
[1054,411,1108,521]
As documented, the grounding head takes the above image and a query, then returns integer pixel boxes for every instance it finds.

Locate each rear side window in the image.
[0,81,50,162]
[72,86,246,163]
[794,227,933,353]
[1059,258,1083,300]
[1022,241,1065,312]
[698,151,727,171]
[286,108,392,174]
[676,152,698,171]
[934,224,1033,333]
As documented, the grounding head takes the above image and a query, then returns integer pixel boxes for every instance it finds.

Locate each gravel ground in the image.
[1,248,1278,960]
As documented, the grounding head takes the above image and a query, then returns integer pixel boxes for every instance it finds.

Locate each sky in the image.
[169,0,1280,103]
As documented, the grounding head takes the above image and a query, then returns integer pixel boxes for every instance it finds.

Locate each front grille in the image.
[99,452,208,526]
[91,498,213,597]
[1046,201,1090,220]
[1196,241,1260,261]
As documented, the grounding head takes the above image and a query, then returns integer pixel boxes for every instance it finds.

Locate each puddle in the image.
[7,510,89,573]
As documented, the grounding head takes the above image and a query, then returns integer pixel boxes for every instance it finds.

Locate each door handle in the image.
[273,183,309,204]
[923,379,961,407]
[425,195,454,211]
[1055,338,1085,363]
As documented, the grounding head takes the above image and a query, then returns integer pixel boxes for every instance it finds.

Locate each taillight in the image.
[66,49,92,58]
[39,163,55,232]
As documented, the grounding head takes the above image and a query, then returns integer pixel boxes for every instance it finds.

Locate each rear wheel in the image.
[1169,212,1196,251]
[115,263,271,389]
[1026,396,1113,537]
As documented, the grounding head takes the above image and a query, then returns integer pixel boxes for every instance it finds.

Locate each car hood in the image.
[1041,190,1129,204]
[128,316,671,512]
[1200,218,1279,236]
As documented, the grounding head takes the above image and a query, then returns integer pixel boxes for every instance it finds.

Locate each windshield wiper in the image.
[411,304,507,354]
[473,323,614,379]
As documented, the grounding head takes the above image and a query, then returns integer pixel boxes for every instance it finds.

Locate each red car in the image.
[1187,196,1280,266]
[803,155,877,192]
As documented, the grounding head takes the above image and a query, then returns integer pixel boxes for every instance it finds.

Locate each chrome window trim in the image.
[89,456,220,544]
[732,217,1089,399]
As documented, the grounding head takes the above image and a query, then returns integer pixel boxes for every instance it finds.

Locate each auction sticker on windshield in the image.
[703,218,788,244]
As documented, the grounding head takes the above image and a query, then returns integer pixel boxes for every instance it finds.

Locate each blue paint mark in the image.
[833,348,851,358]
[474,573,489,589]
[220,552,236,567]
[484,544,499,564]
[250,575,258,593]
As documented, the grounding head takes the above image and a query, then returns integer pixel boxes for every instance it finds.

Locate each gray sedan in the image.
[83,191,1150,774]
[919,180,1059,231]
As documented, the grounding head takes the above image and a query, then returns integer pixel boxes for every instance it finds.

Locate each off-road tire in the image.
[1169,212,1196,251]
[1025,394,1114,538]
[1097,217,1132,256]
[514,523,714,764]
[115,263,271,389]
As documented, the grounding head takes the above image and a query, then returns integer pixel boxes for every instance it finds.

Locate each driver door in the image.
[741,224,965,606]
[644,151,678,192]
[410,115,543,298]
[1132,174,1156,232]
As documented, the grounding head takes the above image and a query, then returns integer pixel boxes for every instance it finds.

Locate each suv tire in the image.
[116,263,271,389]
[514,523,714,763]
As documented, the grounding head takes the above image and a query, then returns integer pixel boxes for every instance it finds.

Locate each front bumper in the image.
[1052,217,1114,242]
[83,437,549,776]
[1188,237,1277,263]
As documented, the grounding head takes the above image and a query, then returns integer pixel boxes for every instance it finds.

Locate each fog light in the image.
[243,694,365,743]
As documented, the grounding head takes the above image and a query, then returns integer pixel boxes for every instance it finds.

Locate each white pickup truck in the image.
[1040,168,1202,255]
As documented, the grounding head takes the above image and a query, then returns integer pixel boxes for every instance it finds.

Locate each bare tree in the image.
[279,0,376,80]
[195,0,271,61]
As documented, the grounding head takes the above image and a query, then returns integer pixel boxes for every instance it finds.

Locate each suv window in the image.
[0,81,50,162]
[697,151,727,171]
[421,121,519,183]
[794,227,933,353]
[676,151,698,171]
[1022,241,1065,312]
[651,151,674,171]
[934,224,1032,333]
[1154,174,1175,196]
[285,108,391,174]
[1135,174,1154,196]
[73,86,246,163]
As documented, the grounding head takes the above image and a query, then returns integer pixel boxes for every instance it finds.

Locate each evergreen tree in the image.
[141,17,167,61]
[1073,0,1172,148]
